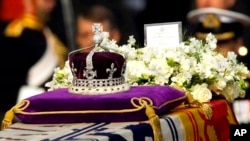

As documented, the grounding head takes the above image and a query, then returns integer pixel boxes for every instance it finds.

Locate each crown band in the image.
[69,83,130,95]
[72,77,126,87]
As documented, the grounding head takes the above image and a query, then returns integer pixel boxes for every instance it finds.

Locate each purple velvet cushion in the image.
[16,86,186,124]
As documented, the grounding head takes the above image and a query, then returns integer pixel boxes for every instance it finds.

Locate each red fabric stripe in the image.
[0,0,24,21]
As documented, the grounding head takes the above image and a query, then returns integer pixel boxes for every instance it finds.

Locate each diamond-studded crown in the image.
[68,23,130,95]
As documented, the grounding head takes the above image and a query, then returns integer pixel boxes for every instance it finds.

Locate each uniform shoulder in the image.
[4,14,44,37]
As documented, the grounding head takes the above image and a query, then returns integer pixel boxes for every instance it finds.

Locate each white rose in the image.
[222,82,241,102]
[191,84,212,103]
[213,77,227,91]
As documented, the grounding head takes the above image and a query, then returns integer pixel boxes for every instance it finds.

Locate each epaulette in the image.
[4,19,23,37]
[4,14,44,37]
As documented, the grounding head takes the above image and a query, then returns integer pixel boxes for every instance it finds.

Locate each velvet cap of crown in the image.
[187,7,250,41]
[68,23,130,95]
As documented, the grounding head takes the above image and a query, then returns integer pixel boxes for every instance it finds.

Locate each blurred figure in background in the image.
[187,0,250,124]
[0,0,68,121]
[75,4,122,52]
[72,0,138,48]
[193,0,236,9]
[187,0,250,57]
[190,0,250,15]
[187,8,250,57]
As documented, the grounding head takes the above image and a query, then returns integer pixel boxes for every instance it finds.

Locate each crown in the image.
[68,23,130,95]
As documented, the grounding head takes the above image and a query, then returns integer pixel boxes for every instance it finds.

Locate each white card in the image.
[144,22,182,48]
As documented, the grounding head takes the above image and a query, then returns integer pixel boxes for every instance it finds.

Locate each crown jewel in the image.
[68,23,130,95]
[92,23,103,45]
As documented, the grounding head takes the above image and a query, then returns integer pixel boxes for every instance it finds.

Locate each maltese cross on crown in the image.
[92,23,103,45]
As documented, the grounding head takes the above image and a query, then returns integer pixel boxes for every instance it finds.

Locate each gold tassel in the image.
[145,104,163,141]
[201,103,213,120]
[0,100,28,130]
[1,107,15,130]
[185,93,213,120]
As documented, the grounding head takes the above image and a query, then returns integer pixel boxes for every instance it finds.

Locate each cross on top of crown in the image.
[92,23,103,45]
[92,23,103,34]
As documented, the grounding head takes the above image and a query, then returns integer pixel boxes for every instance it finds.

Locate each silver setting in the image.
[121,62,126,76]
[70,62,77,77]
[72,76,125,87]
[92,23,103,46]
[69,83,130,95]
[83,23,103,80]
[106,63,117,79]
[84,47,97,79]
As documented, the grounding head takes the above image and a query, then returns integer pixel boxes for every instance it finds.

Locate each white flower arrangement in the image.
[45,32,249,103]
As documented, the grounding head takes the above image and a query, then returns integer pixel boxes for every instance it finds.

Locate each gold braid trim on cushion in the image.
[1,98,164,141]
